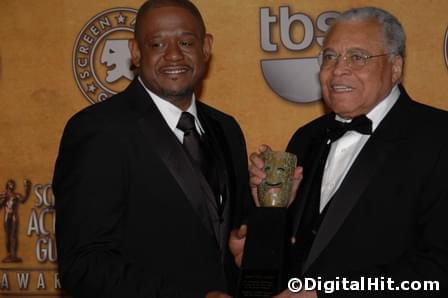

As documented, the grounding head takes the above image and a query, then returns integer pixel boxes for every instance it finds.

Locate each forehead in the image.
[139,6,202,37]
[324,20,385,52]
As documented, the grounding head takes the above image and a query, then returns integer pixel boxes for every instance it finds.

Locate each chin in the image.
[330,103,356,118]
[329,95,357,108]
[162,87,193,98]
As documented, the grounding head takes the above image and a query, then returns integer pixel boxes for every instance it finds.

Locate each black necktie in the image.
[177,112,205,168]
[177,112,222,209]
[326,114,372,142]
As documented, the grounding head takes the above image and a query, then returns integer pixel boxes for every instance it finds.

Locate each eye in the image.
[147,39,165,50]
[350,53,365,62]
[265,166,271,171]
[179,40,194,48]
[151,42,163,49]
[109,49,115,54]
[323,53,338,61]
[348,52,370,66]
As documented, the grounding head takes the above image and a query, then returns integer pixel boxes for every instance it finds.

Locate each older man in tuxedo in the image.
[241,6,448,298]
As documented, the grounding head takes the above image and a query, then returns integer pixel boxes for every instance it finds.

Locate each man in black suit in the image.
[53,1,250,297]
[240,6,448,298]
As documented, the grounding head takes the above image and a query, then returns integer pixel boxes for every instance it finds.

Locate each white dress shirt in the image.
[138,77,223,204]
[138,76,204,143]
[319,85,400,213]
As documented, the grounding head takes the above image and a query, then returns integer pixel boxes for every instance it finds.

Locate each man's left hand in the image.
[228,224,247,267]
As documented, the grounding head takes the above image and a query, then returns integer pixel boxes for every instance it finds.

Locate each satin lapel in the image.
[302,136,390,272]
[290,136,329,236]
[302,90,410,273]
[136,98,215,237]
[197,106,231,249]
[198,107,231,212]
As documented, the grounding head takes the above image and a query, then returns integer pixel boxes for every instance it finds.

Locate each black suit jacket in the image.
[53,79,251,297]
[286,86,448,297]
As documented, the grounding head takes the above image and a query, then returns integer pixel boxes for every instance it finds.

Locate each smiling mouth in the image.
[331,84,354,92]
[160,66,191,76]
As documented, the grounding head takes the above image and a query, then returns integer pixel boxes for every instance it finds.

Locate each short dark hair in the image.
[134,0,207,41]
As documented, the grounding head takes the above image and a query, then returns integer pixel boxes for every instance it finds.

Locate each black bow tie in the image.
[326,114,372,142]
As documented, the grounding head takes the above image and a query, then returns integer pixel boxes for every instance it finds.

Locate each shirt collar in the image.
[138,76,204,133]
[335,84,400,132]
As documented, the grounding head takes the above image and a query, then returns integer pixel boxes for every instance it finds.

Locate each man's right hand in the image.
[249,144,303,207]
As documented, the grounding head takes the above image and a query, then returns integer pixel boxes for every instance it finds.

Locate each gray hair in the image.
[331,7,406,57]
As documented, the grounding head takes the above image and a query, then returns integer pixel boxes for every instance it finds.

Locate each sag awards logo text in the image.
[1,180,62,293]
[73,8,137,104]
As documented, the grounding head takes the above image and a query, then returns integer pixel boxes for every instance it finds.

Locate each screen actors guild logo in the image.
[73,8,137,104]
[0,179,31,263]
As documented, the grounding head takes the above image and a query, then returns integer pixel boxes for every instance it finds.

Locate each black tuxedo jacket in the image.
[53,79,251,297]
[286,86,448,297]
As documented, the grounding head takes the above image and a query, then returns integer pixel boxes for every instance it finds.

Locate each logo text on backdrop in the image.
[260,7,339,103]
[73,8,137,104]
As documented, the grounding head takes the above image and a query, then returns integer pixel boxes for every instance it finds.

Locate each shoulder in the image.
[289,113,332,143]
[65,79,146,132]
[286,112,336,158]
[286,113,332,156]
[197,101,243,132]
[60,90,138,146]
[399,90,448,137]
[398,85,448,120]
[409,100,448,124]
[198,101,236,122]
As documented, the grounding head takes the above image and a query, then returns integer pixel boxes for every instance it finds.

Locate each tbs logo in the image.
[260,7,339,103]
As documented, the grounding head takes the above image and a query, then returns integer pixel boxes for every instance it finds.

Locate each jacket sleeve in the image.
[52,113,201,298]
[317,139,448,298]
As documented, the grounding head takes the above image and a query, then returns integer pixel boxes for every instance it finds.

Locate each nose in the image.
[164,41,183,61]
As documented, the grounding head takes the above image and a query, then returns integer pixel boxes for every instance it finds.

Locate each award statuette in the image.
[238,151,297,297]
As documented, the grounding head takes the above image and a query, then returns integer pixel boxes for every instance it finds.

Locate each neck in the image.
[164,96,192,111]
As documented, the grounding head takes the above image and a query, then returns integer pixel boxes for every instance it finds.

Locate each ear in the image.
[391,55,403,83]
[129,38,141,68]
[202,33,213,62]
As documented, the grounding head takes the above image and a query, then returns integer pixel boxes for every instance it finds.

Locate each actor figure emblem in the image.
[0,179,31,263]
[236,6,448,297]
[53,1,250,297]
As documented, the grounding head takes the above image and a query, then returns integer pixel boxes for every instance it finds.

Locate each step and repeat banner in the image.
[1,0,447,296]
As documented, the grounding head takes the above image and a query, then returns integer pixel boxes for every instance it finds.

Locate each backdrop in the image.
[1,0,447,296]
